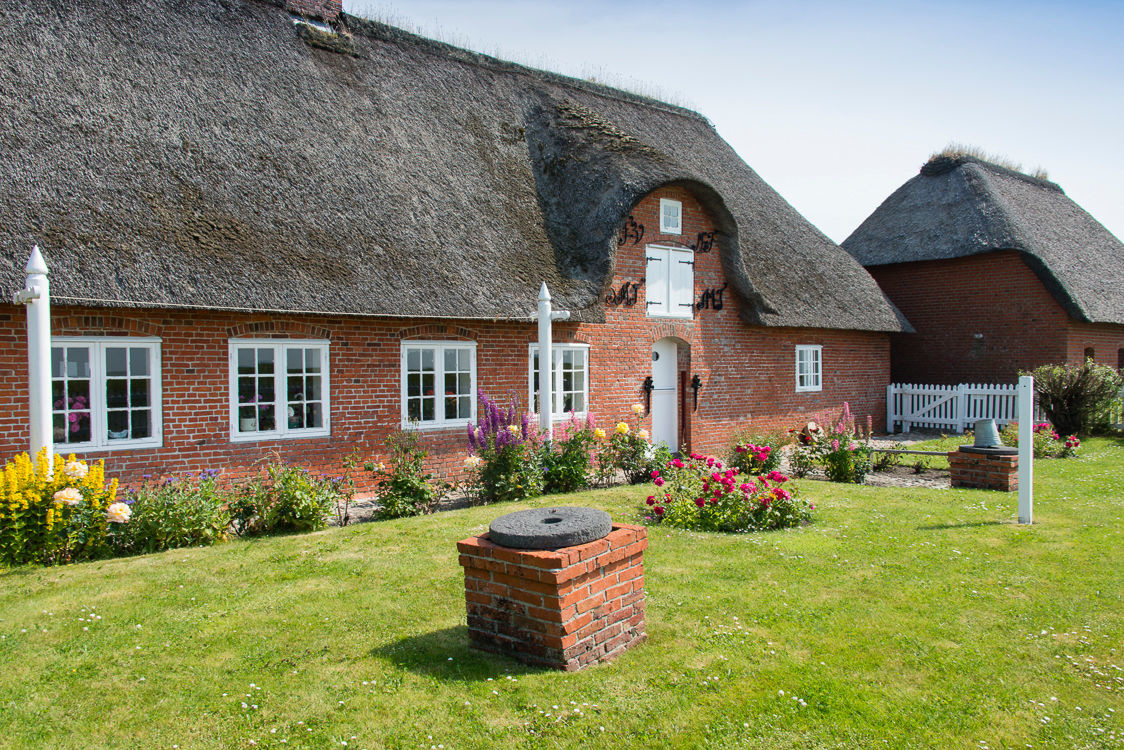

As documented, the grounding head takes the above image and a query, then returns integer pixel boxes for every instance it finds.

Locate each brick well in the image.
[457,523,647,671]
[948,447,1019,491]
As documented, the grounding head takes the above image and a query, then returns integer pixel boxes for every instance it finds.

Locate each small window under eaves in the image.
[290,14,335,35]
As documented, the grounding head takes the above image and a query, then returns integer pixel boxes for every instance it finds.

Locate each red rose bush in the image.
[643,452,813,533]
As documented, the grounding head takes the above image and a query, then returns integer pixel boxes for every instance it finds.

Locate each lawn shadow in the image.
[916,520,1006,531]
[370,625,549,681]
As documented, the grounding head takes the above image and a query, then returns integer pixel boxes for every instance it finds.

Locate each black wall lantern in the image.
[690,374,702,411]
[642,376,654,414]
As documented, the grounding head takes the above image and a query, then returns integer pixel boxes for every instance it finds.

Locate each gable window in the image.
[401,342,476,427]
[795,345,822,392]
[659,198,682,235]
[645,245,694,318]
[230,340,330,440]
[51,338,162,451]
[529,344,589,417]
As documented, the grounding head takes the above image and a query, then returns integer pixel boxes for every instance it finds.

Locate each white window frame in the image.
[400,341,477,429]
[228,339,331,442]
[645,244,695,319]
[659,198,682,235]
[795,345,823,392]
[527,343,590,419]
[50,336,163,452]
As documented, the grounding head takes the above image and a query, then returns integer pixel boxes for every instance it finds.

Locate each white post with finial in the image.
[13,246,53,468]
[537,282,569,441]
[1017,375,1034,524]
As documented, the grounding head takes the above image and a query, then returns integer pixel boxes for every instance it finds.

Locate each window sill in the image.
[54,439,164,453]
[795,387,823,393]
[230,429,331,443]
[402,419,474,431]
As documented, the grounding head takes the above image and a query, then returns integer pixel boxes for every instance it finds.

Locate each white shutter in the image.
[669,248,694,317]
[645,247,669,316]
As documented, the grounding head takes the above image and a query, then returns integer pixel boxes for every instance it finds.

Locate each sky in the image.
[343,0,1124,245]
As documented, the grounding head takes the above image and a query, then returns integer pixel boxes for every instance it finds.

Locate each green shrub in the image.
[540,412,597,494]
[788,403,873,483]
[465,392,543,504]
[1028,361,1123,435]
[230,462,338,535]
[366,429,447,519]
[644,453,812,533]
[0,450,119,566]
[872,443,905,472]
[114,471,231,555]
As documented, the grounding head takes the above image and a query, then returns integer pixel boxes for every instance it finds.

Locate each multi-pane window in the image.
[645,245,694,318]
[401,342,476,427]
[529,344,589,416]
[795,345,822,392]
[50,338,162,450]
[659,198,682,234]
[230,340,330,440]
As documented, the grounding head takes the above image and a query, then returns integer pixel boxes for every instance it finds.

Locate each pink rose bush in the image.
[1000,421,1082,459]
[643,453,813,532]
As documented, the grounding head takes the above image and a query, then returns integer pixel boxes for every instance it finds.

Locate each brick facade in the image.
[948,449,1019,492]
[0,187,891,488]
[458,524,647,670]
[869,251,1124,384]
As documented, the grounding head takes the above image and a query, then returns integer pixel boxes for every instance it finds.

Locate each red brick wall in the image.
[590,187,889,458]
[868,251,1073,384]
[1065,321,1124,369]
[0,186,891,489]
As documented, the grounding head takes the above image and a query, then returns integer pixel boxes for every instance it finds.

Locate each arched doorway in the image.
[651,337,682,451]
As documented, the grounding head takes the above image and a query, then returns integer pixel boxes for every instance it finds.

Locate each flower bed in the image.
[642,453,812,533]
[1000,421,1081,458]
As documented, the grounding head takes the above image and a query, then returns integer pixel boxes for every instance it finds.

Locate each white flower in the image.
[631,403,644,415]
[464,455,483,470]
[637,429,650,441]
[53,487,83,506]
[106,502,132,524]
[64,460,89,480]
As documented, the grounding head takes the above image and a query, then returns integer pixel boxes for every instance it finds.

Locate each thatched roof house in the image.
[0,0,905,486]
[0,0,902,332]
[844,154,1124,383]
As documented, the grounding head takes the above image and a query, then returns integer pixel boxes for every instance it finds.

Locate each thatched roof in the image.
[0,0,903,331]
[844,155,1124,326]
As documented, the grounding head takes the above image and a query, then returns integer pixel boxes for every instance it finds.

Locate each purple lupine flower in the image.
[466,421,477,452]
[521,411,530,440]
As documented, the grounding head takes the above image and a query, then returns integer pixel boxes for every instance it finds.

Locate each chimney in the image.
[285,0,341,22]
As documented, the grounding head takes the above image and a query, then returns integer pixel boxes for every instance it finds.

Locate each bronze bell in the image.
[973,419,1001,448]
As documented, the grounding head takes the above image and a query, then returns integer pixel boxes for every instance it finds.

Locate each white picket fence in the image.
[886,383,1037,433]
[1110,389,1124,430]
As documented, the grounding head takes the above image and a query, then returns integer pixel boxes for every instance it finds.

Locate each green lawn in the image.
[2,439,1122,749]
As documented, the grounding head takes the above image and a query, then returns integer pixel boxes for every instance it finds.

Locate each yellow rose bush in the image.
[595,408,671,485]
[0,449,119,566]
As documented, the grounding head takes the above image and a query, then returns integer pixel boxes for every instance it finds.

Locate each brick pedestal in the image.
[948,447,1019,491]
[457,523,647,671]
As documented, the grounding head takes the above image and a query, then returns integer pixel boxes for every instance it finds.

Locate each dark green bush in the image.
[1028,361,1123,435]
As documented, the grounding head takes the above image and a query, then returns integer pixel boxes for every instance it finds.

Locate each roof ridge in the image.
[338,12,711,127]
[921,154,1064,194]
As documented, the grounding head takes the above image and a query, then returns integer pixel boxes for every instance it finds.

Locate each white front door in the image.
[651,338,678,451]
